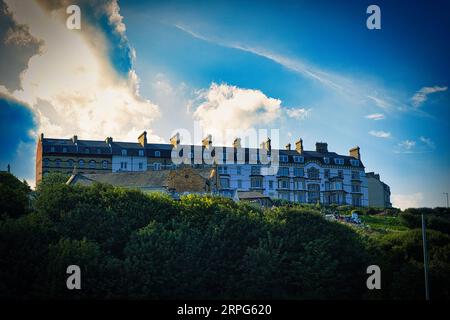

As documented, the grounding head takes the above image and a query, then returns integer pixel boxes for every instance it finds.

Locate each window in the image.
[89,160,96,169]
[269,181,274,190]
[120,162,127,169]
[62,147,67,153]
[307,167,319,179]
[138,162,143,170]
[251,177,262,188]
[279,193,290,201]
[294,180,304,190]
[44,159,49,167]
[153,163,161,171]
[278,167,289,176]
[220,178,230,189]
[79,160,84,168]
[218,166,227,174]
[324,169,330,178]
[351,171,360,180]
[50,146,55,153]
[251,166,261,175]
[154,150,160,157]
[97,148,101,154]
[350,159,360,166]
[351,184,361,193]
[293,156,304,163]
[85,148,90,154]
[121,149,127,156]
[338,170,343,178]
[352,195,362,206]
[280,155,288,162]
[236,166,241,175]
[323,157,330,164]
[293,167,304,177]
[237,180,242,189]
[307,184,320,203]
[334,158,344,165]
[56,159,61,168]
[102,160,108,169]
[278,179,289,189]
[68,160,74,168]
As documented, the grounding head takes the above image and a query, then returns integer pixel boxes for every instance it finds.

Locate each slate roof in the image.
[42,136,364,168]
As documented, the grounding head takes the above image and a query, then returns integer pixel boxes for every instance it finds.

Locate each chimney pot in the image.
[138,131,147,147]
[349,146,361,160]
[295,138,304,153]
[72,135,78,144]
[233,137,241,149]
[315,142,328,153]
[170,132,180,147]
[286,143,291,150]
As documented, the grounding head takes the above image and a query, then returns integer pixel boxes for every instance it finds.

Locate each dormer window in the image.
[138,150,144,157]
[323,157,330,164]
[154,151,160,157]
[62,147,67,153]
[334,158,344,165]
[121,149,127,156]
[50,147,55,153]
[293,156,304,163]
[350,159,360,166]
[85,148,89,154]
[280,155,288,162]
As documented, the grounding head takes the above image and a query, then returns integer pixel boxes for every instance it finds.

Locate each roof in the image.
[66,167,216,190]
[237,191,271,200]
[42,136,364,168]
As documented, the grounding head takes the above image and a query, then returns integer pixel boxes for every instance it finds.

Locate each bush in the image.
[0,172,31,219]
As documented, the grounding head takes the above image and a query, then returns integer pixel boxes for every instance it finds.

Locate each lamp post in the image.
[421,213,430,300]
[444,192,449,208]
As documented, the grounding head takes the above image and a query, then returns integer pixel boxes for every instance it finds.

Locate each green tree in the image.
[0,172,31,219]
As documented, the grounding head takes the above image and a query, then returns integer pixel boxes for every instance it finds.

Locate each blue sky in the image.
[0,0,449,208]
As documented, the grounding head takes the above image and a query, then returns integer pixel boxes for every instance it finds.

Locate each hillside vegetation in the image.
[0,172,449,299]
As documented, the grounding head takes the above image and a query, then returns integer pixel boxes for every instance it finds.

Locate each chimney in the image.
[40,133,44,141]
[138,131,147,147]
[202,134,212,149]
[7,164,10,173]
[105,137,113,145]
[349,146,361,160]
[295,138,304,153]
[286,143,291,150]
[170,132,180,147]
[260,137,271,152]
[233,137,241,149]
[315,142,328,153]
[72,135,78,144]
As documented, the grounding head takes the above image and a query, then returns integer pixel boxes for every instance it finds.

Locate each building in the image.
[36,131,369,206]
[366,172,391,208]
[66,167,220,195]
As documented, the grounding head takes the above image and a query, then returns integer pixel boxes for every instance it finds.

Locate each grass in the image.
[359,214,408,234]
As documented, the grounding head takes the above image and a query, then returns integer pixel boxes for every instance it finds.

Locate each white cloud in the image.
[398,140,416,150]
[3,0,160,142]
[367,95,390,109]
[411,86,447,107]
[365,113,385,120]
[419,136,435,149]
[193,82,281,141]
[369,130,391,138]
[391,192,424,210]
[285,107,311,120]
[175,24,393,110]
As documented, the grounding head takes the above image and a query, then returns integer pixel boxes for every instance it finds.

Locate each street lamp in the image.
[444,192,449,208]
[421,213,430,300]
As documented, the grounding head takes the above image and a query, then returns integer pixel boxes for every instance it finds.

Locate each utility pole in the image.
[421,213,430,300]
[444,192,449,208]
